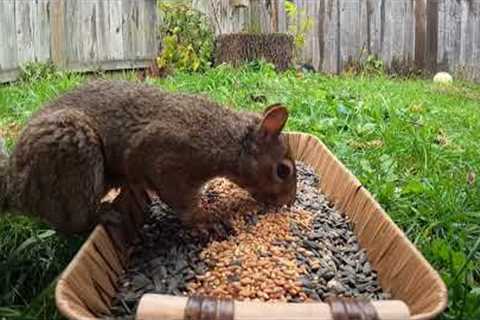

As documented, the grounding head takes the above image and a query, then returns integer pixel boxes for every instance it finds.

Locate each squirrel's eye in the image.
[276,161,292,180]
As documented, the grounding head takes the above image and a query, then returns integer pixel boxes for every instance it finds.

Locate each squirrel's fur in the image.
[0,138,8,213]
[0,80,297,235]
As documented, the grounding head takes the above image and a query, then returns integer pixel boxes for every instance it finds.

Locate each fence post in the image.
[414,0,427,70]
[51,0,66,68]
[425,0,439,74]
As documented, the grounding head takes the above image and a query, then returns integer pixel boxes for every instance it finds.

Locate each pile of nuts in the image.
[188,201,311,301]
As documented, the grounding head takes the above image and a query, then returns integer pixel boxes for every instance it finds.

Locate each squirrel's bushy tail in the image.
[0,137,10,213]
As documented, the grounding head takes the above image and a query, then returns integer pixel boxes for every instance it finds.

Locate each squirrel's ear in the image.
[258,104,288,140]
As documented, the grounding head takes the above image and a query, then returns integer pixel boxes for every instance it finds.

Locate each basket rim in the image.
[55,225,111,319]
[55,131,448,320]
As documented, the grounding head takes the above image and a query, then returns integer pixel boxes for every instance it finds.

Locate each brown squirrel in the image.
[0,80,297,237]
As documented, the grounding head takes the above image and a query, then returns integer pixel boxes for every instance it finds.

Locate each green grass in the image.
[0,63,479,319]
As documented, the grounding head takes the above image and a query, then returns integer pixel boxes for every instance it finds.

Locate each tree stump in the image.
[214,33,294,71]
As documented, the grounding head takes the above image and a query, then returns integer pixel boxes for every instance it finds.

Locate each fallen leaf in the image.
[435,129,449,146]
[467,171,476,186]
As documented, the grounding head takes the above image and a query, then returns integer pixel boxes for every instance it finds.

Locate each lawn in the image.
[0,63,479,319]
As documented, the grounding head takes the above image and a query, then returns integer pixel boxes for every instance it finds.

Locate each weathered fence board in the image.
[302,0,320,70]
[319,0,340,73]
[435,0,480,81]
[35,1,53,62]
[0,1,18,80]
[1,0,479,83]
[0,0,158,83]
[338,0,363,69]
[15,1,35,64]
[194,0,480,82]
[193,0,246,34]
[108,0,125,62]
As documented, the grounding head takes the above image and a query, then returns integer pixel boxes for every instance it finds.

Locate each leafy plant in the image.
[345,50,385,76]
[18,62,59,84]
[156,2,214,73]
[364,55,385,73]
[285,1,314,62]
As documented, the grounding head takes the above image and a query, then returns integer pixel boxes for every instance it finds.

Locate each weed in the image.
[156,2,214,73]
[345,51,385,76]
[18,62,59,84]
[285,1,314,64]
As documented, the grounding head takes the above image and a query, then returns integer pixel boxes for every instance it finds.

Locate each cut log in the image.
[214,33,294,71]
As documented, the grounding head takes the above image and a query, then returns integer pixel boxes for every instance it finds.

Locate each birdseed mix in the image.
[107,162,390,319]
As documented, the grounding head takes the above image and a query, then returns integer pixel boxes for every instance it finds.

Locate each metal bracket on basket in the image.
[327,297,379,320]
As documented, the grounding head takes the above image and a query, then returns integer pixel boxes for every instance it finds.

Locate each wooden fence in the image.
[194,0,480,82]
[0,0,158,83]
[1,0,479,83]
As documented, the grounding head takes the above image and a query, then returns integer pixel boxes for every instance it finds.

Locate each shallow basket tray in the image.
[55,132,447,320]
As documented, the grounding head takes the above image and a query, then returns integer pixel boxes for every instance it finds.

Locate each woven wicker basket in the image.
[55,132,447,320]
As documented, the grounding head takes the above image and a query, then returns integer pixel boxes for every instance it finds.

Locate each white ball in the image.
[433,72,453,84]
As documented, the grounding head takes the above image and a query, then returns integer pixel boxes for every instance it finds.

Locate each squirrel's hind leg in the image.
[9,109,107,235]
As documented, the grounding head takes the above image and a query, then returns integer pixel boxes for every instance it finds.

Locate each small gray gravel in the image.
[290,162,390,302]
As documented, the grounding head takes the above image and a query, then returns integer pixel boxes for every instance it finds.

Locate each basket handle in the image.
[136,294,410,320]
